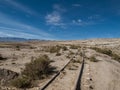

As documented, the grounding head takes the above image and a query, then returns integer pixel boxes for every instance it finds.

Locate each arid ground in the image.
[0,39,120,90]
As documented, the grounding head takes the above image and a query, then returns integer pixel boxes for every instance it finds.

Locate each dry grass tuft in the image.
[91,47,120,62]
[11,55,54,88]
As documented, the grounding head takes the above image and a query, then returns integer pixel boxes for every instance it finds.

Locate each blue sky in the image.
[0,0,120,40]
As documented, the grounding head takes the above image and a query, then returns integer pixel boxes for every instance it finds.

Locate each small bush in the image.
[51,45,61,53]
[16,45,20,51]
[11,76,31,88]
[70,45,80,49]
[91,47,120,62]
[30,46,36,49]
[66,51,75,59]
[69,51,74,55]
[112,54,120,62]
[90,47,112,56]
[62,46,68,51]
[44,45,61,53]
[22,55,51,80]
[0,54,7,60]
[11,55,55,88]
[56,52,61,56]
[90,56,98,62]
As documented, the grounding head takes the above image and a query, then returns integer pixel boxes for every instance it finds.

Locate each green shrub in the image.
[90,56,98,62]
[11,76,31,88]
[21,55,51,80]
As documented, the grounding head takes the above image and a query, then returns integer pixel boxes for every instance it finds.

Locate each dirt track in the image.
[81,49,120,90]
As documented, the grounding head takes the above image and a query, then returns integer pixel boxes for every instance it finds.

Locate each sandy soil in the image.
[45,53,82,90]
[81,48,120,90]
[0,39,120,90]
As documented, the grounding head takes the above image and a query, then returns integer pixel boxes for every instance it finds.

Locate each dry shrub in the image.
[11,55,52,88]
[49,45,61,53]
[56,52,61,56]
[91,47,120,62]
[90,47,112,56]
[90,56,98,62]
[11,76,31,88]
[0,54,7,60]
[22,55,51,80]
[44,45,61,53]
[70,45,80,49]
[62,46,68,51]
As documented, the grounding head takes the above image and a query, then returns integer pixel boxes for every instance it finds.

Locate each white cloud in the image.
[45,11,61,25]
[45,4,66,28]
[0,29,44,39]
[72,19,95,26]
[72,19,82,24]
[0,12,55,40]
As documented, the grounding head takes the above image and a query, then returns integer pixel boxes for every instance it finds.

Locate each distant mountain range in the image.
[0,37,38,42]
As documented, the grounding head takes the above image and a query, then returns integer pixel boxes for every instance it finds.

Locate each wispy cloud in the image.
[72,19,95,26]
[45,11,64,26]
[2,0,39,16]
[88,15,101,20]
[72,14,104,26]
[72,4,81,7]
[0,27,49,39]
[45,4,66,28]
[0,12,55,40]
[53,4,66,13]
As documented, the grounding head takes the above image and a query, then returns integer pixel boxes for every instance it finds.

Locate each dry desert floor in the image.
[0,39,120,90]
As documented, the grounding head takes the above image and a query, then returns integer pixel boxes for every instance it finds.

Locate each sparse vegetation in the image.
[90,56,98,62]
[44,45,61,53]
[72,59,81,63]
[61,46,68,51]
[111,53,120,62]
[11,76,31,88]
[0,54,7,60]
[22,55,51,80]
[66,51,75,59]
[30,46,36,49]
[49,45,61,53]
[69,51,75,55]
[68,63,78,70]
[56,52,61,56]
[16,45,20,51]
[90,47,112,56]
[70,45,80,49]
[91,47,120,62]
[11,55,53,88]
